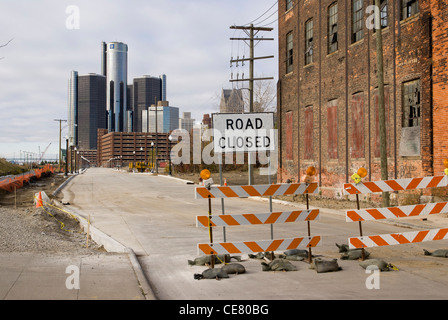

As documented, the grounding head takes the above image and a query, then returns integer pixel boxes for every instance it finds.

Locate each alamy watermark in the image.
[65,265,80,290]
[365,265,380,290]
[65,5,80,30]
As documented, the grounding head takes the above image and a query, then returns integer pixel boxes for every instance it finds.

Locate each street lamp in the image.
[150,142,154,172]
[168,135,173,176]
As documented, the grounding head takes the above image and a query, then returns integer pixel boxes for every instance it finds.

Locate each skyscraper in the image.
[68,70,78,147]
[106,41,128,132]
[77,74,106,150]
[67,72,106,150]
[132,75,162,132]
[160,74,167,101]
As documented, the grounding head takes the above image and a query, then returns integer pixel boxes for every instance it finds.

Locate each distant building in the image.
[219,88,244,113]
[77,73,107,150]
[68,70,78,147]
[160,74,167,101]
[179,112,195,132]
[201,114,212,128]
[131,75,162,132]
[142,101,179,133]
[67,72,106,151]
[106,41,128,132]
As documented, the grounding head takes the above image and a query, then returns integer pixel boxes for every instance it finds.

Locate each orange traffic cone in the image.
[224,178,227,186]
[36,192,43,208]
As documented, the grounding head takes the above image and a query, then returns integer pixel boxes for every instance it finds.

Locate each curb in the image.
[53,200,157,300]
[51,174,157,300]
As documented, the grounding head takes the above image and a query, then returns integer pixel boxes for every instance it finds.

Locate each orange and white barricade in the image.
[344,168,448,252]
[195,168,321,262]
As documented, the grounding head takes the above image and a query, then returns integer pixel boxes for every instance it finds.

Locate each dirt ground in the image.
[0,173,103,254]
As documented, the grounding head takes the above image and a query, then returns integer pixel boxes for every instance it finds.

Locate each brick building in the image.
[277,0,448,199]
[97,129,174,168]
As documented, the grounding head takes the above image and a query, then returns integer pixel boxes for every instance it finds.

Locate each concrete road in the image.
[60,168,448,300]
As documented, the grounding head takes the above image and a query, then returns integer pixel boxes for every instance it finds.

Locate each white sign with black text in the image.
[212,113,275,153]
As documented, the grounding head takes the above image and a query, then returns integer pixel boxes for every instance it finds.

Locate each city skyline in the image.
[0,0,278,159]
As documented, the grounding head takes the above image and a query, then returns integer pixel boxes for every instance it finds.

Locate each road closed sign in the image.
[212,113,275,153]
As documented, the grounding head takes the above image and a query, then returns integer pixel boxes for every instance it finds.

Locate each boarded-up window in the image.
[304,106,314,160]
[327,100,338,159]
[399,79,421,156]
[402,79,421,128]
[374,86,390,158]
[285,111,293,160]
[351,92,365,158]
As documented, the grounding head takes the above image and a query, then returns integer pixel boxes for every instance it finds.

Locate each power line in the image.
[258,0,299,27]
[244,1,278,26]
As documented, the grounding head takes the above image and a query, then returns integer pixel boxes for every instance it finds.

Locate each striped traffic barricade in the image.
[343,167,448,253]
[195,168,320,264]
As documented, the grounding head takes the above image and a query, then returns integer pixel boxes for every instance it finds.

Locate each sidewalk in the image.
[0,198,156,300]
[0,252,147,300]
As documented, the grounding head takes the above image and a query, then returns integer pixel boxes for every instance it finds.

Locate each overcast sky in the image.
[0,0,278,160]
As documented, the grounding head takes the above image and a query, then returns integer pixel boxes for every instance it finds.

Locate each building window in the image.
[380,0,388,28]
[401,0,419,19]
[286,31,293,73]
[305,19,313,65]
[286,0,293,11]
[402,79,421,128]
[352,0,364,43]
[304,106,314,160]
[328,2,338,54]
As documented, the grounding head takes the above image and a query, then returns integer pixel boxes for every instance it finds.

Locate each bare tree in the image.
[0,38,14,60]
[242,79,276,113]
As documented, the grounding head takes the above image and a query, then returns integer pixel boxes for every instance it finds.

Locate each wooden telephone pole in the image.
[54,119,67,171]
[374,0,389,207]
[229,24,274,185]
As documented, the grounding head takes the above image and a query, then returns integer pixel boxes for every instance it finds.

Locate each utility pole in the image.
[229,24,274,185]
[374,0,389,207]
[54,119,67,171]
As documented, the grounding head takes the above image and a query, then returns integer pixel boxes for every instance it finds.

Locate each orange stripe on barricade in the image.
[264,212,282,224]
[262,184,281,196]
[220,215,240,226]
[241,185,261,197]
[196,188,214,199]
[406,177,423,190]
[196,210,320,227]
[218,186,239,198]
[243,214,263,225]
[245,241,265,253]
[197,237,321,255]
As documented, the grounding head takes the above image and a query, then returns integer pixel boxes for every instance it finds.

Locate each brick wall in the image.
[277,0,444,200]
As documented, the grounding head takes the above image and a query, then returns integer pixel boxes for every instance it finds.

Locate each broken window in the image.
[286,31,293,73]
[305,19,313,65]
[401,0,419,19]
[380,0,388,28]
[328,2,338,54]
[352,0,364,43]
[286,0,293,11]
[402,79,421,128]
